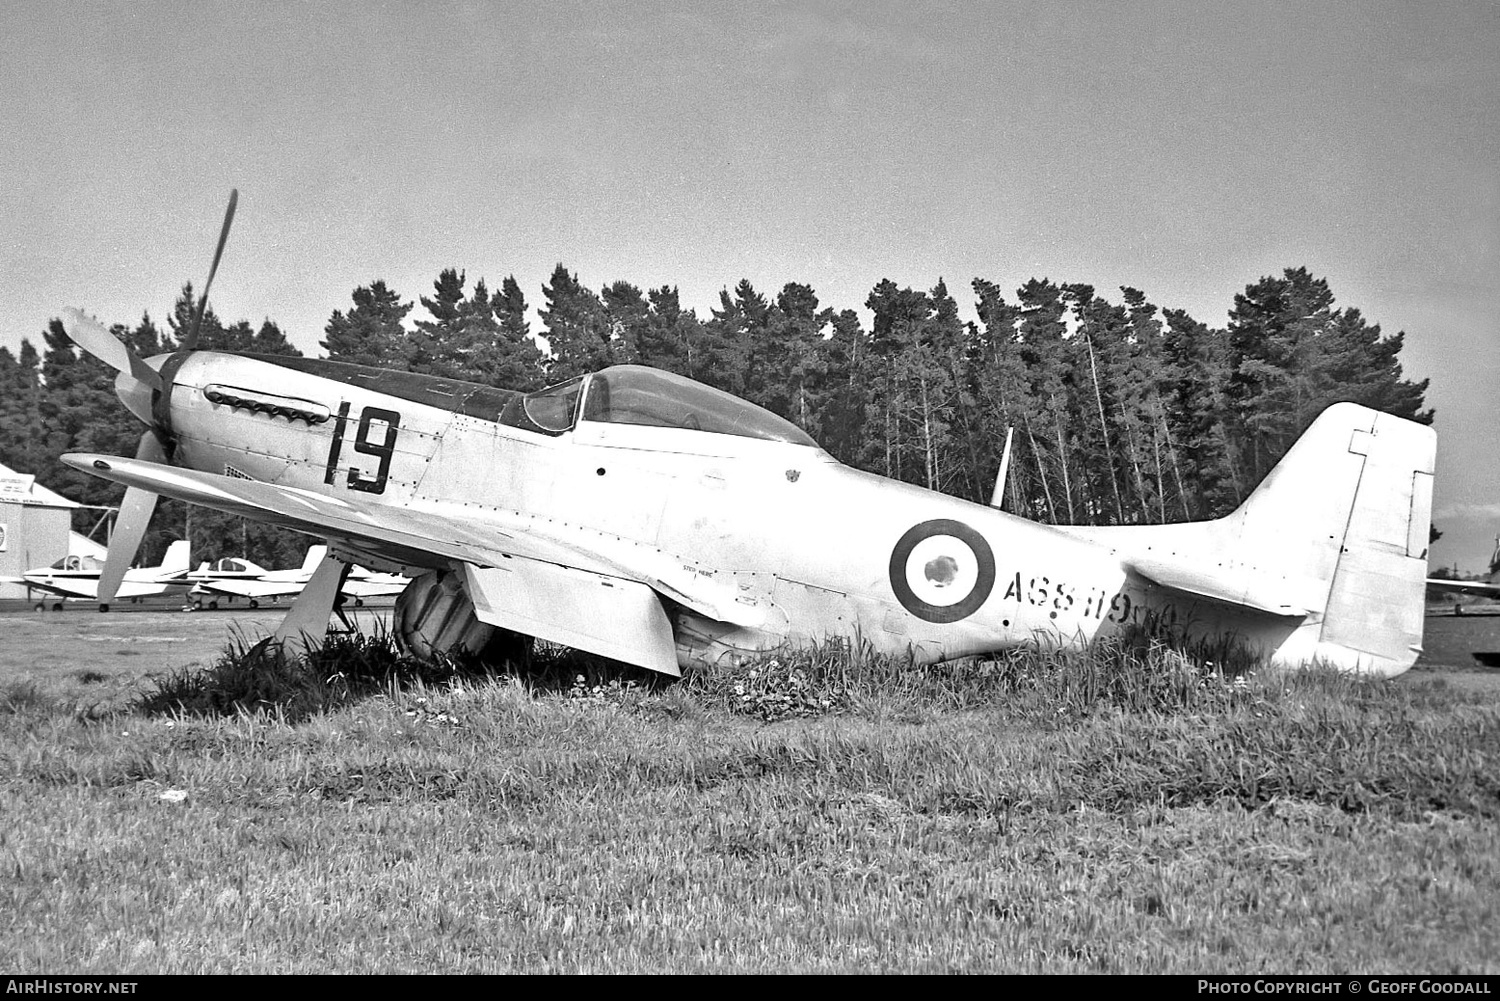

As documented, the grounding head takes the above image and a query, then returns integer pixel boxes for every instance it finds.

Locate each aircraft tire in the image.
[249,599,259,609]
[209,600,219,610]
[52,602,63,612]
[192,599,203,611]
[33,602,44,612]
[98,603,109,613]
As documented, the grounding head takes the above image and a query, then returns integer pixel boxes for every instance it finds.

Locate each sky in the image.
[2,1,1497,570]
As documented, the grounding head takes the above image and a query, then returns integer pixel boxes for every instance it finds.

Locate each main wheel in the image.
[98,603,109,613]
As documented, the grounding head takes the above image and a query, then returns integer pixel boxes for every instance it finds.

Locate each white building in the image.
[0,462,83,599]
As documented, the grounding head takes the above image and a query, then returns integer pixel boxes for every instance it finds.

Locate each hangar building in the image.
[0,462,82,599]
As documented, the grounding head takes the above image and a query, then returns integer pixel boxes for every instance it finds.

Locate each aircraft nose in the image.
[114,354,169,427]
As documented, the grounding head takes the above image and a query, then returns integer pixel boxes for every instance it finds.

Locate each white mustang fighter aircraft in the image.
[189,545,408,609]
[56,193,1437,678]
[9,540,192,611]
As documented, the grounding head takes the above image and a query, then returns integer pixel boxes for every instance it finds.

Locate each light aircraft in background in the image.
[187,545,407,609]
[1425,537,1500,602]
[56,191,1438,678]
[186,554,270,608]
[4,540,192,611]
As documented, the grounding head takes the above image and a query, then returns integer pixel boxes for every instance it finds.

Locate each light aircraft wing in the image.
[10,578,97,600]
[341,576,408,599]
[191,578,308,600]
[1426,577,1500,598]
[12,576,181,601]
[62,452,763,637]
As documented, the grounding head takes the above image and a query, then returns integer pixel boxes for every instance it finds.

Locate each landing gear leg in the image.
[273,554,353,655]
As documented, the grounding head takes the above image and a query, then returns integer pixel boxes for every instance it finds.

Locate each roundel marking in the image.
[888,519,996,624]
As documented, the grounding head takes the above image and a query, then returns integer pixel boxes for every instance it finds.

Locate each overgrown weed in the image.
[131,624,680,722]
[683,636,1267,724]
[134,623,510,721]
[0,679,53,715]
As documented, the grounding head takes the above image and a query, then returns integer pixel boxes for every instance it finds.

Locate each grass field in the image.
[2,609,1498,973]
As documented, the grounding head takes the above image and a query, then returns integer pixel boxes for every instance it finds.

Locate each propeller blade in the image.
[97,432,168,606]
[61,309,162,392]
[185,188,238,350]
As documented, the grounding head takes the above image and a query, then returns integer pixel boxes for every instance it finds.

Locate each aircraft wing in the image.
[10,576,179,601]
[341,577,407,599]
[192,578,307,600]
[65,452,555,571]
[62,452,764,644]
[1426,577,1500,598]
[9,578,97,599]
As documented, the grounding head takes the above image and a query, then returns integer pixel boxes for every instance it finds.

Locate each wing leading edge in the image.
[62,452,752,670]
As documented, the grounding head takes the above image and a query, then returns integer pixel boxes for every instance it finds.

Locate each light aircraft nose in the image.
[114,354,169,426]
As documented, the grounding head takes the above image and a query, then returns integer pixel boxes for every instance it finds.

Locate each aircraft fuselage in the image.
[146,350,1286,670]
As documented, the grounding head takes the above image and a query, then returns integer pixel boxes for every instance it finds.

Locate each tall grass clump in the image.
[134,623,506,720]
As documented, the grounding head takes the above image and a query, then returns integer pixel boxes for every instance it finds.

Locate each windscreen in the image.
[581,366,817,446]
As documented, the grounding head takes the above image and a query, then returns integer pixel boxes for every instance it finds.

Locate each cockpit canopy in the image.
[507,365,818,447]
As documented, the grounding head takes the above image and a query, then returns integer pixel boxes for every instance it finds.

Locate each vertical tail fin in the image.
[1224,403,1436,675]
[159,539,192,573]
[1074,403,1436,677]
[300,545,329,573]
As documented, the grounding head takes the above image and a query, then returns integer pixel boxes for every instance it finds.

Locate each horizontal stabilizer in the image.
[1125,551,1310,617]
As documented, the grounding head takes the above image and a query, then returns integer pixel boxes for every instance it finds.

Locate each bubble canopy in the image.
[516,365,817,446]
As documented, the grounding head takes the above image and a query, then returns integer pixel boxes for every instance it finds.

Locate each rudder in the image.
[1229,403,1435,675]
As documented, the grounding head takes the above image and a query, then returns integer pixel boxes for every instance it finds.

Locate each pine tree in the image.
[1226,267,1431,490]
[696,285,754,397]
[635,286,704,378]
[816,308,869,466]
[321,280,413,367]
[540,264,612,383]
[165,283,225,350]
[601,281,651,367]
[488,275,545,390]
[408,269,468,376]
[757,283,827,435]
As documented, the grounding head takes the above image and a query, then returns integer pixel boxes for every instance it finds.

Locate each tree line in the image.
[0,265,1430,569]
